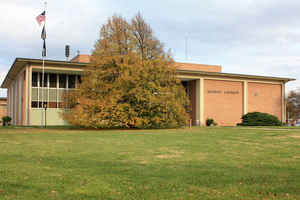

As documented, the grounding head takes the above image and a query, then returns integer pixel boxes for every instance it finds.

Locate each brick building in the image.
[1,55,295,126]
[0,97,7,122]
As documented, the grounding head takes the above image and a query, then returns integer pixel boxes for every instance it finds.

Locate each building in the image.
[1,55,295,126]
[0,97,7,123]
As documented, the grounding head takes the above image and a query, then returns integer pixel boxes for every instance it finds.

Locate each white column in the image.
[13,82,17,125]
[200,78,204,126]
[25,66,29,125]
[28,66,32,125]
[18,74,22,125]
[243,80,248,115]
[196,78,205,126]
[282,83,286,122]
[7,87,10,117]
[196,79,201,126]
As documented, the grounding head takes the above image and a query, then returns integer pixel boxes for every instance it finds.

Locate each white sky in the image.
[0,0,299,97]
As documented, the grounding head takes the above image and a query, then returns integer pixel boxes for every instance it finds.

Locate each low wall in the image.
[30,109,68,126]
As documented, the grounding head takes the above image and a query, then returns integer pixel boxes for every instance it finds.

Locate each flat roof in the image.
[1,58,87,88]
[1,57,295,88]
[177,69,295,82]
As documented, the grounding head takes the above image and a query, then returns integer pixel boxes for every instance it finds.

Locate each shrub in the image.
[237,112,282,126]
[2,116,12,126]
[206,118,217,126]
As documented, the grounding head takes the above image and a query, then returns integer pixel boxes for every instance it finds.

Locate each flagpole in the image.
[41,1,47,127]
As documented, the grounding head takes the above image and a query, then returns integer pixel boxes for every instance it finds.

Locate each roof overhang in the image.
[1,58,88,88]
[177,69,295,83]
[1,57,295,89]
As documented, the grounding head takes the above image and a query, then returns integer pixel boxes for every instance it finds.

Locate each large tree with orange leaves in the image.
[62,14,189,128]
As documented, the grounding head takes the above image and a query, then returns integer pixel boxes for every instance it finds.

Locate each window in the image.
[39,73,48,87]
[68,75,76,88]
[49,73,57,88]
[59,74,66,88]
[48,102,57,108]
[32,72,78,109]
[32,72,38,87]
[31,101,38,108]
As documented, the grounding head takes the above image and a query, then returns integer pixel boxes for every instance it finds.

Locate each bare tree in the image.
[286,90,300,124]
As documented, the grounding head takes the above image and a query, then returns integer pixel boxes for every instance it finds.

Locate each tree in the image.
[62,14,189,128]
[286,90,300,123]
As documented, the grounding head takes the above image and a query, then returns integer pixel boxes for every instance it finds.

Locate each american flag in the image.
[36,11,45,26]
[41,25,46,40]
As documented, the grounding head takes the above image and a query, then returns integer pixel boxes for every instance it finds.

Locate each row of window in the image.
[31,101,66,108]
[31,72,80,108]
[32,72,81,89]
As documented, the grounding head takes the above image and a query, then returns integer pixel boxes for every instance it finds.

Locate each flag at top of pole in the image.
[36,3,47,58]
[36,11,45,26]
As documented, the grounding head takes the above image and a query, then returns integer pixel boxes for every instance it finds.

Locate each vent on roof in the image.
[65,45,70,61]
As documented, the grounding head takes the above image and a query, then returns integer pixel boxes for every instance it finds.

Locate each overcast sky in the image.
[1,0,300,97]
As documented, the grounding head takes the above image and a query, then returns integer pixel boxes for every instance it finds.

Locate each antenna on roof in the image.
[185,34,188,60]
[77,50,80,55]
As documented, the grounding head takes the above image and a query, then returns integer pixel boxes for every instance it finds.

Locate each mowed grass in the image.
[0,127,299,200]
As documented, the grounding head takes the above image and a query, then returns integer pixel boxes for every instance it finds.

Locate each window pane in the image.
[49,74,57,88]
[48,102,57,108]
[39,73,48,87]
[39,101,47,108]
[39,88,48,101]
[59,74,66,88]
[32,72,38,87]
[78,75,82,84]
[49,89,57,102]
[68,75,76,88]
[58,102,65,108]
[31,101,38,108]
[31,88,38,101]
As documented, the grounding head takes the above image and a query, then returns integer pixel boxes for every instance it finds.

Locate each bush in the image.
[2,116,12,126]
[237,112,282,126]
[206,118,217,126]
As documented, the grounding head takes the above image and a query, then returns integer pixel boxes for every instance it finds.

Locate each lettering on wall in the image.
[207,90,240,94]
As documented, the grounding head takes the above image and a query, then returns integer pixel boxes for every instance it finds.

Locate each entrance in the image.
[181,80,196,125]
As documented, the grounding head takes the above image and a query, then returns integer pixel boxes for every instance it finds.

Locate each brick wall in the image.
[248,82,282,121]
[204,79,243,126]
[0,99,7,123]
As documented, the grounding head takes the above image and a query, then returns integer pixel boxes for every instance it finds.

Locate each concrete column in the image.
[9,86,12,118]
[18,75,22,125]
[13,82,16,125]
[282,83,286,122]
[7,88,10,117]
[200,78,204,126]
[195,79,200,125]
[24,67,29,125]
[196,78,205,126]
[28,66,32,125]
[243,80,248,115]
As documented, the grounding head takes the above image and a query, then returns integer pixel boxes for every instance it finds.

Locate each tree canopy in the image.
[62,14,189,128]
[286,90,300,123]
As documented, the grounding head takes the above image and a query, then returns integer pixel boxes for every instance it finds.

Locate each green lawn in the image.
[0,127,299,200]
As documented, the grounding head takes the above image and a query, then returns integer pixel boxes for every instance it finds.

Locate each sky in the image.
[0,0,300,97]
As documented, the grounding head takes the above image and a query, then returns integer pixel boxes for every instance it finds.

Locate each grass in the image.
[0,127,299,200]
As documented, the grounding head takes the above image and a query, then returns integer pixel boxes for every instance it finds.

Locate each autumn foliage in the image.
[62,14,189,128]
